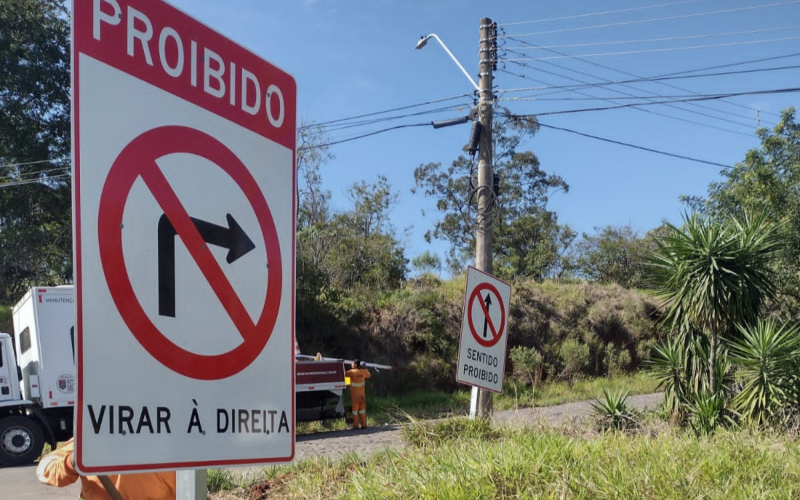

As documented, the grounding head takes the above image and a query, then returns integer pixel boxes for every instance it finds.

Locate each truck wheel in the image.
[0,416,45,466]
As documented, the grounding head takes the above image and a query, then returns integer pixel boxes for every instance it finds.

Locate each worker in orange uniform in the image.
[346,359,371,429]
[37,438,176,500]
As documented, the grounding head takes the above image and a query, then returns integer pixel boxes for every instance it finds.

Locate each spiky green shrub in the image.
[591,388,640,431]
[686,391,737,436]
[728,319,800,425]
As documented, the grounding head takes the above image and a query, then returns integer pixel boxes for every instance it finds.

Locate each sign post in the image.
[72,0,297,482]
[456,267,511,411]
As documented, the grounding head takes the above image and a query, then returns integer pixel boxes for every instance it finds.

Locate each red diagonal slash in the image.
[98,126,282,380]
[467,283,505,348]
[140,160,254,339]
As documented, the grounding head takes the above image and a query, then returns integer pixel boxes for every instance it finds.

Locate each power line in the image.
[0,174,70,189]
[501,36,776,126]
[504,26,800,51]
[2,167,69,179]
[497,64,800,96]
[299,122,432,150]
[535,121,733,169]
[0,158,68,170]
[501,36,800,61]
[501,48,757,135]
[656,51,800,78]
[502,60,754,136]
[498,86,800,101]
[500,1,800,38]
[300,93,473,130]
[498,0,713,27]
[518,87,800,116]
[321,104,470,133]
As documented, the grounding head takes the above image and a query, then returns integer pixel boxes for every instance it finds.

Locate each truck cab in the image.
[0,333,22,404]
[0,286,75,466]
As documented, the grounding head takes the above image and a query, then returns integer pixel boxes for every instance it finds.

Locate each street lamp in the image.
[415,34,480,92]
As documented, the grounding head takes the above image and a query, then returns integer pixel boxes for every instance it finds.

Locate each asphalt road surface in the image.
[0,393,663,499]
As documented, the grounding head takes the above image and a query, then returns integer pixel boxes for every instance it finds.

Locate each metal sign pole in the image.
[177,469,207,500]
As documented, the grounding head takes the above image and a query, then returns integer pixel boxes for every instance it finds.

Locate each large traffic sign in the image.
[73,0,296,473]
[456,267,511,393]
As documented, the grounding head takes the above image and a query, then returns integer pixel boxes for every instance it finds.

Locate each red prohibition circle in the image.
[98,126,282,380]
[467,283,506,348]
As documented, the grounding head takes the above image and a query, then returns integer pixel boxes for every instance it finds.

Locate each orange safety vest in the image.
[346,367,371,398]
[37,439,176,500]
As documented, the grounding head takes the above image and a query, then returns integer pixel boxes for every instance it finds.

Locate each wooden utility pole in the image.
[474,17,496,418]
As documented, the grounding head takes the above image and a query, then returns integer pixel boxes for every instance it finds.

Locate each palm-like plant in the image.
[591,388,640,431]
[646,212,784,392]
[728,319,800,425]
[649,337,686,416]
[649,328,734,419]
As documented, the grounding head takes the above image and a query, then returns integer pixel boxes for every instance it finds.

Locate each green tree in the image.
[688,109,800,314]
[297,121,333,230]
[323,176,407,291]
[0,0,71,303]
[413,111,569,280]
[411,250,442,276]
[646,212,785,391]
[575,225,647,288]
[296,121,335,309]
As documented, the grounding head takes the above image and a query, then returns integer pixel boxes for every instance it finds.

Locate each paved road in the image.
[0,393,663,499]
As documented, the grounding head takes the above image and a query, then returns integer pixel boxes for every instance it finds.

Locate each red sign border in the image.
[72,0,297,473]
[455,267,511,394]
[466,282,506,348]
[97,125,282,381]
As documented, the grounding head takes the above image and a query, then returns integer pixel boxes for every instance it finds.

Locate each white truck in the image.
[0,286,75,466]
[0,286,369,465]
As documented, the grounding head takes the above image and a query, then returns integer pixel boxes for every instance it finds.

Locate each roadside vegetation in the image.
[211,418,800,499]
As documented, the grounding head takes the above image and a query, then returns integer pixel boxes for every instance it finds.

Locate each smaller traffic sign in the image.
[456,267,511,393]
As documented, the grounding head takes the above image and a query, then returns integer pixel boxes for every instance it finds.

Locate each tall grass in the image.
[232,426,800,499]
[497,371,659,410]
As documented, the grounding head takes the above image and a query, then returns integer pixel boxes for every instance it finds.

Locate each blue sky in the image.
[165,0,800,271]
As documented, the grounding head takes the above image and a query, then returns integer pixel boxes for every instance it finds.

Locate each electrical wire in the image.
[321,105,470,133]
[503,26,800,51]
[498,87,798,101]
[299,93,473,130]
[0,158,68,170]
[501,49,756,135]
[497,64,800,95]
[515,87,800,116]
[1,167,69,179]
[535,121,733,169]
[299,122,433,150]
[501,36,775,126]
[501,36,800,61]
[498,0,713,27]
[0,173,70,189]
[656,51,800,78]
[499,1,800,38]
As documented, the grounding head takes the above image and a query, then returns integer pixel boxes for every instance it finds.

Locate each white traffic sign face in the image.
[456,267,511,393]
[73,0,296,473]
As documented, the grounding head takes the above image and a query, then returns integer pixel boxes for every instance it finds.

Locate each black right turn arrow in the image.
[158,213,255,318]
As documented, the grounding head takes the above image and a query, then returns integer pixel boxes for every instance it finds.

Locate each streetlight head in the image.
[415,35,430,50]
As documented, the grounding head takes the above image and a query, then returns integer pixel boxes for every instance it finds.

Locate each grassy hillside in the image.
[297,276,666,395]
